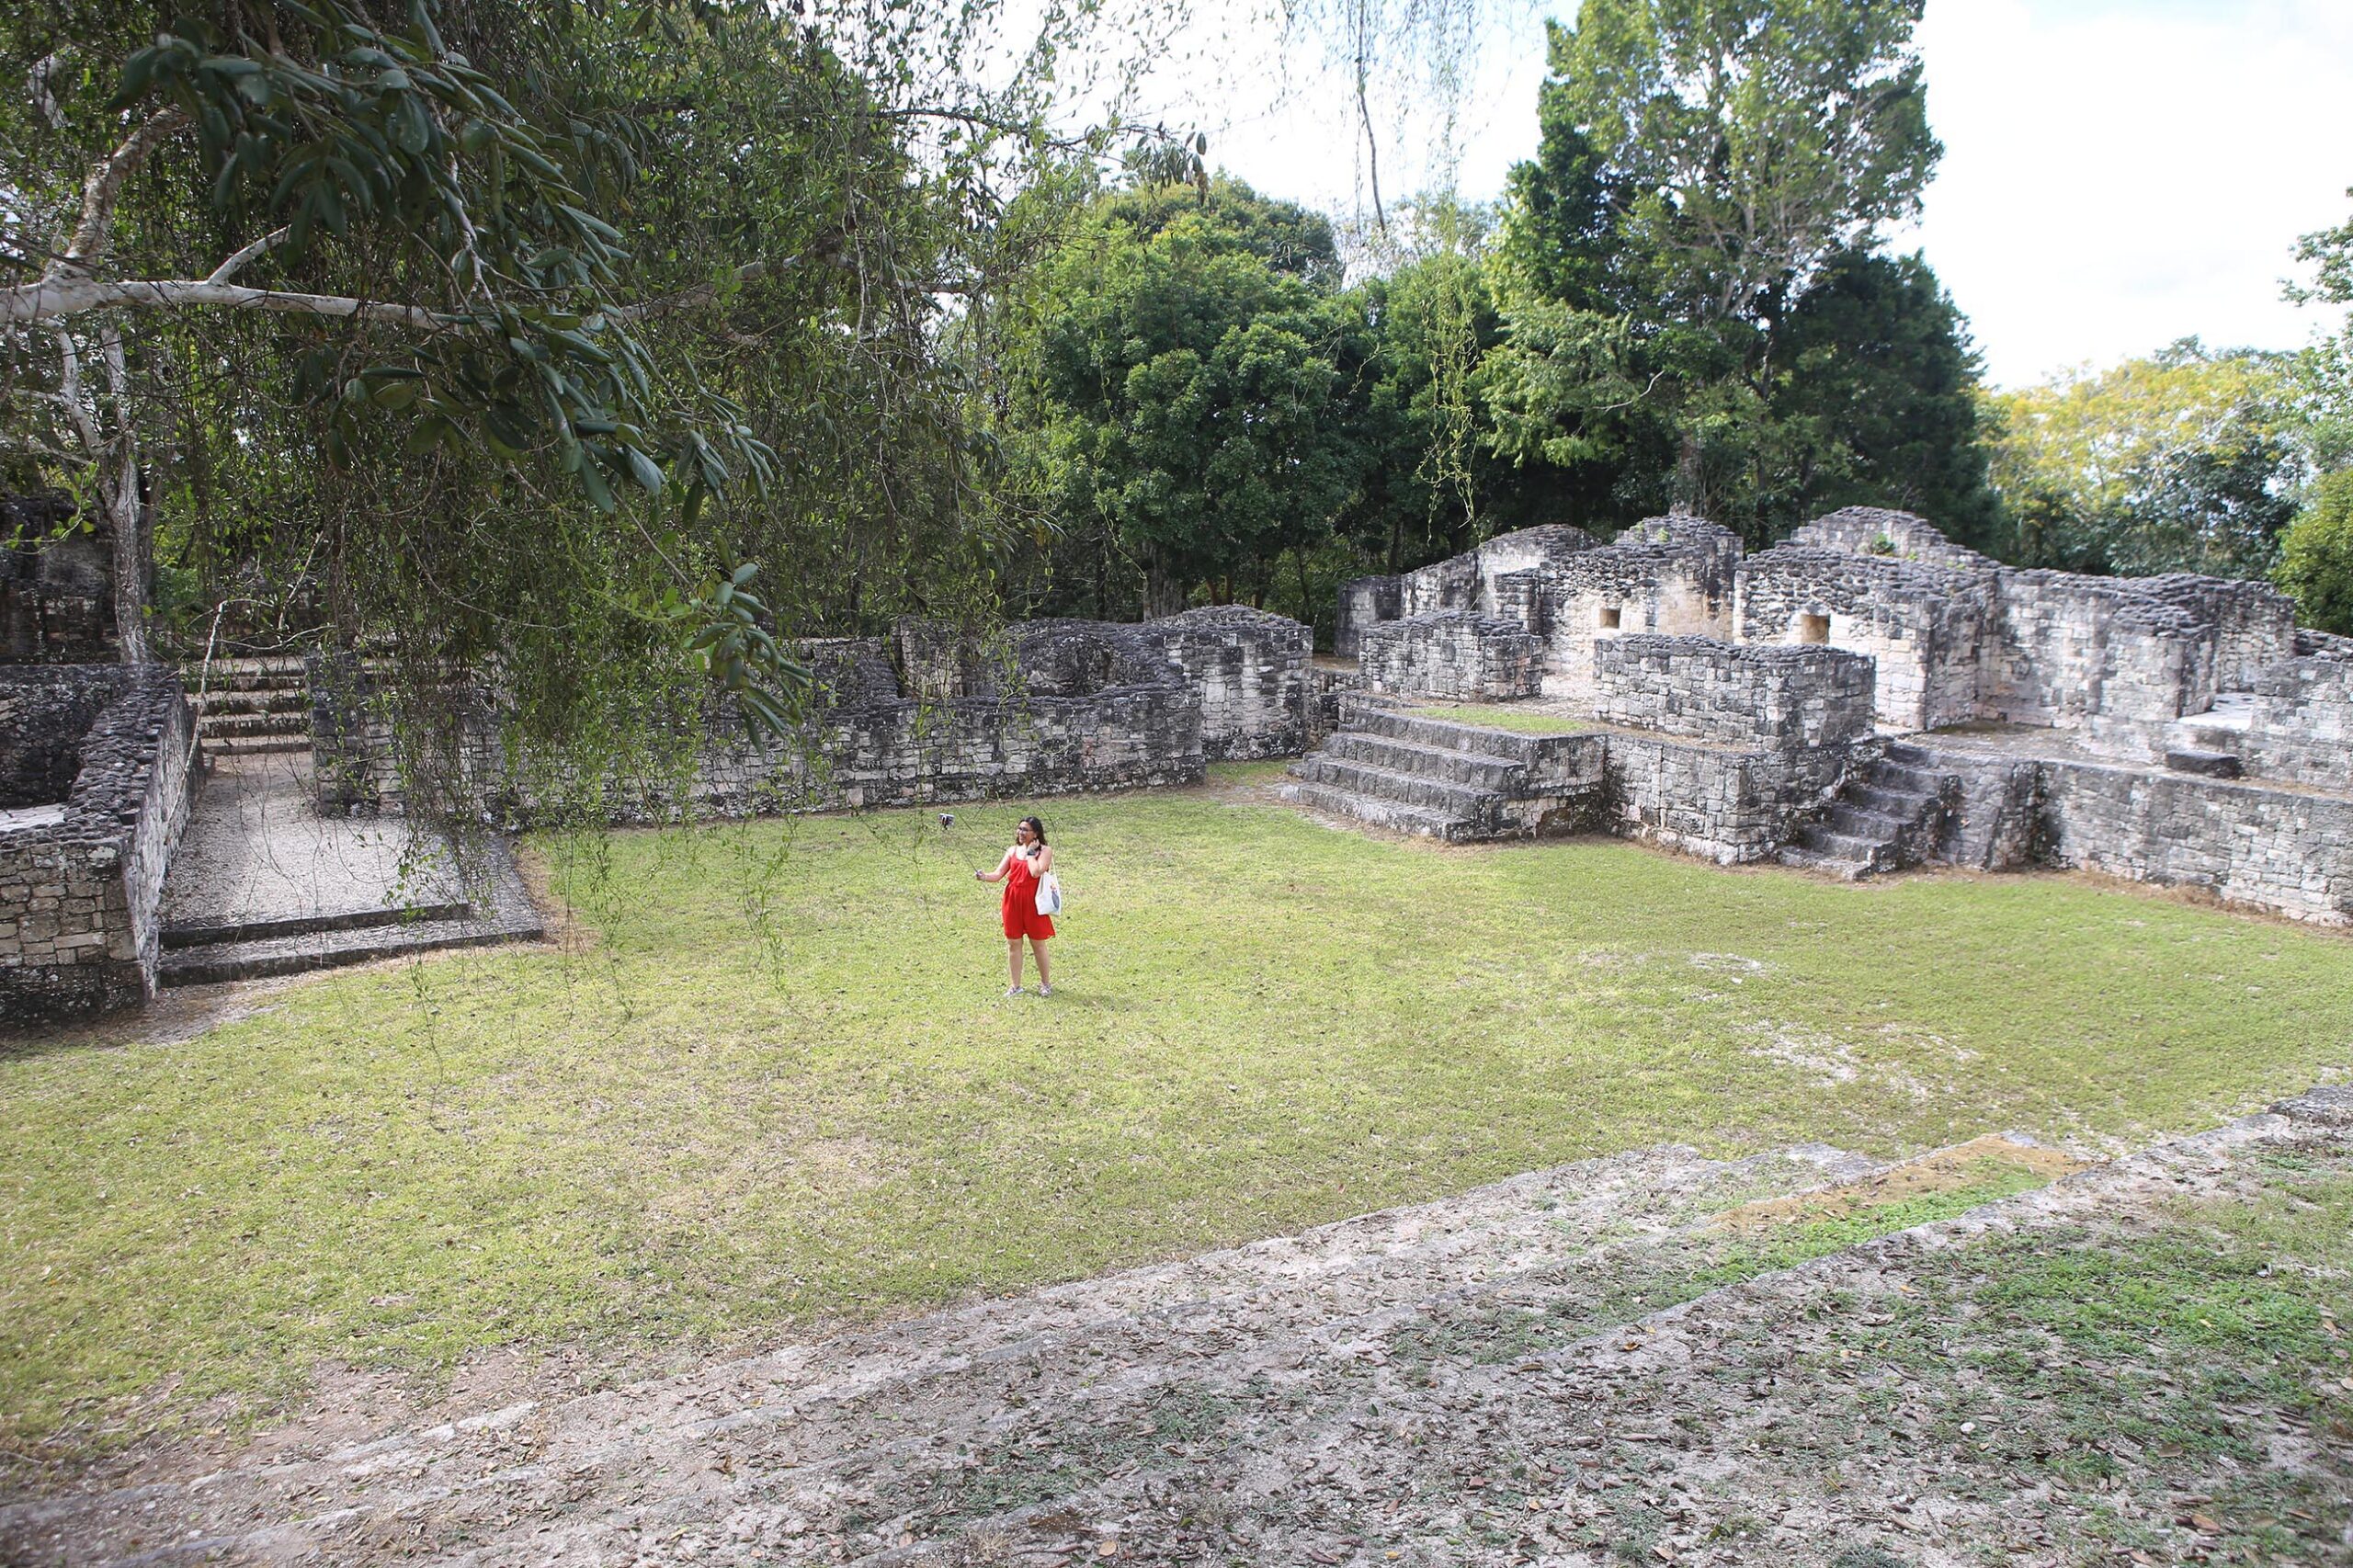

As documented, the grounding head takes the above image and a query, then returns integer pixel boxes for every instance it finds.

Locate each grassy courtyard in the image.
[5,766,2351,1466]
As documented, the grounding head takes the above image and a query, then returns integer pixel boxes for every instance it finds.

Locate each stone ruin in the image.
[8,494,2348,1019]
[0,665,196,1017]
[1306,506,2353,923]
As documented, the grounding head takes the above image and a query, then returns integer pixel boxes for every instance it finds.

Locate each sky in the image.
[1118,0,2353,386]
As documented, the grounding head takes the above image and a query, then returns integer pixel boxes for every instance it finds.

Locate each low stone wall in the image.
[1588,636,1875,750]
[1359,612,1542,700]
[0,665,194,1017]
[2238,657,2353,789]
[1535,517,1742,699]
[1336,524,1599,659]
[2039,760,2353,925]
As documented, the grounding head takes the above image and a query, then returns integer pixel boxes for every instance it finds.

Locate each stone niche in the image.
[1358,611,1542,701]
[0,665,195,1018]
[1588,635,1876,750]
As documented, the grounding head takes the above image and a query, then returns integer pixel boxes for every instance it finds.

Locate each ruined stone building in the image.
[1306,506,2352,924]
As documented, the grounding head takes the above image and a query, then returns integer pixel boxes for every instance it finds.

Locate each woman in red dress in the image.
[975,814,1055,996]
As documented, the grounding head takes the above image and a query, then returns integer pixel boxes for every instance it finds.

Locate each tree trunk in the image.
[1143,556,1187,619]
[97,323,152,665]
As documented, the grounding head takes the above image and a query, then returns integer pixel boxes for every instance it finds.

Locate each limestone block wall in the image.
[1984,573,2215,745]
[1336,524,1598,660]
[2131,574,2299,691]
[1601,734,1859,865]
[1787,506,1997,573]
[2038,760,2353,925]
[1734,548,1990,732]
[1536,520,1741,700]
[1588,635,1875,750]
[2236,656,2353,788]
[1131,607,1312,761]
[1359,612,1542,700]
[0,666,194,1017]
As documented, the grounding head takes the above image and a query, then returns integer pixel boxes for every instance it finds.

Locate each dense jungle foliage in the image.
[9,0,2353,733]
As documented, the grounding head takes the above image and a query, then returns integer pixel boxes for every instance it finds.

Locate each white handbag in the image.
[1035,870,1063,917]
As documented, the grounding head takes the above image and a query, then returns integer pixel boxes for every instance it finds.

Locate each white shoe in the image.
[1005,985,1024,997]
[1036,984,1053,997]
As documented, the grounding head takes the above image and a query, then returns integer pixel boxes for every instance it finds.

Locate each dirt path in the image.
[4,1090,2347,1567]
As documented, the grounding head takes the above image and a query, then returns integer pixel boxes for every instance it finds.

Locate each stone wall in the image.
[2131,574,2299,691]
[1129,607,1312,761]
[0,666,194,1017]
[2239,656,2353,788]
[1588,635,1875,750]
[313,609,1314,818]
[2038,760,2353,925]
[1336,524,1597,659]
[1601,734,1861,865]
[1,496,115,663]
[1535,516,1742,699]
[1733,547,1990,732]
[1358,612,1543,700]
[1983,572,2215,745]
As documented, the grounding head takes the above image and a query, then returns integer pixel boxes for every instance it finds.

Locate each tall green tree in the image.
[1480,0,1972,543]
[1012,176,1368,616]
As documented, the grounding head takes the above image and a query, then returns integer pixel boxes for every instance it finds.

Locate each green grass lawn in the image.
[5,767,2350,1463]
[1406,703,1586,734]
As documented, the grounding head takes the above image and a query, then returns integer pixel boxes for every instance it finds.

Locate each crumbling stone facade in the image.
[1321,505,2349,920]
[0,665,195,1017]
[312,609,1313,819]
[1359,612,1542,701]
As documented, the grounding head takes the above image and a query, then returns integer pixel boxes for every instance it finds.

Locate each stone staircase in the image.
[1282,707,1599,842]
[1777,740,1958,880]
[188,656,312,757]
[17,1092,2346,1568]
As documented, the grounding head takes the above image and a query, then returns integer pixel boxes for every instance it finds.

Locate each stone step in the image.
[184,661,311,691]
[196,710,310,738]
[1320,731,1527,792]
[162,900,474,951]
[1290,755,1504,822]
[200,735,309,756]
[1824,801,1911,842]
[157,907,539,987]
[1279,778,1476,842]
[1847,780,1934,816]
[189,688,310,717]
[1349,706,1543,762]
[1775,843,1870,880]
[1880,739,1937,768]
[1865,758,1946,796]
[1795,823,1893,870]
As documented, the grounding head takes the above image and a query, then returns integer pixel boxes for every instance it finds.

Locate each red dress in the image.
[1001,847,1057,941]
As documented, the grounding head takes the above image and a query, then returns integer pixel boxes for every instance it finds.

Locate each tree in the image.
[1481,0,1964,541]
[1013,176,1367,616]
[1767,247,2000,550]
[2275,470,2353,635]
[1984,343,2308,577]
[1526,0,1939,329]
[2,0,1162,788]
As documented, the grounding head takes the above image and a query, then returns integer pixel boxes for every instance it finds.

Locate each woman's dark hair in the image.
[1020,814,1047,846]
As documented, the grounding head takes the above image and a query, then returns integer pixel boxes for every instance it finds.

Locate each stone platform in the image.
[157,749,541,985]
